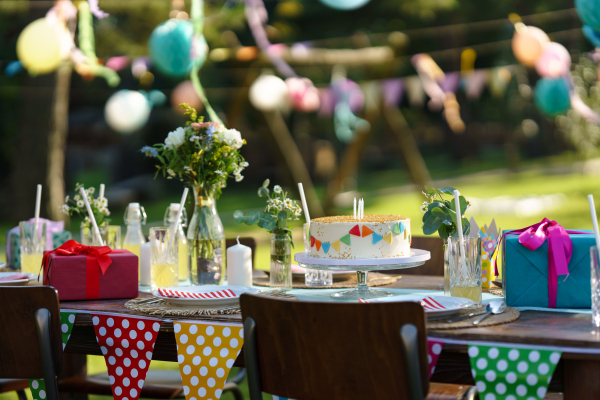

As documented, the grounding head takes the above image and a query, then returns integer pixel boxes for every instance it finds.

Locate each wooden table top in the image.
[60,274,600,357]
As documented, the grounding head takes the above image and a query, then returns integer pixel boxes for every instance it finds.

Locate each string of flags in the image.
[310,221,410,254]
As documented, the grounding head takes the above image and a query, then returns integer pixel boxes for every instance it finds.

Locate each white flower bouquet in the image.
[61,183,110,227]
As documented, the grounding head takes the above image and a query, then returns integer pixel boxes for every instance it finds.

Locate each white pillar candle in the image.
[139,241,152,286]
[227,237,253,287]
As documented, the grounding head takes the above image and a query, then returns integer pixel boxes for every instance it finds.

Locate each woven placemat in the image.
[124,291,299,317]
[428,305,519,330]
[252,272,400,289]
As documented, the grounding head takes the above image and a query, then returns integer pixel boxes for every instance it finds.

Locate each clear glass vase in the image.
[270,232,292,291]
[187,185,226,286]
[81,222,120,248]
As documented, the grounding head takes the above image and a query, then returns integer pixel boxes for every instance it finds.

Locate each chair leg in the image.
[400,324,424,400]
[228,368,246,385]
[223,383,244,400]
[243,317,263,400]
[17,390,27,400]
[36,308,59,400]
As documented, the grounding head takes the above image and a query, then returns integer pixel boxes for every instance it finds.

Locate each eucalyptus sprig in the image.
[233,179,302,247]
[421,186,471,240]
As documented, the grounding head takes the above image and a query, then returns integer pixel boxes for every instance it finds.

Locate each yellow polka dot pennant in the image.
[174,321,244,400]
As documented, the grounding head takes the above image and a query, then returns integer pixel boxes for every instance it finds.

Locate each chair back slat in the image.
[0,286,62,378]
[240,294,429,400]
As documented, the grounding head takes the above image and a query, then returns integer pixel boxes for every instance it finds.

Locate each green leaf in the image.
[258,187,268,197]
[262,179,270,188]
[233,210,245,224]
[423,214,444,235]
[156,154,165,164]
[438,224,452,240]
[277,219,287,228]
[244,211,259,225]
[424,186,437,197]
[449,197,467,221]
[428,201,446,211]
[462,218,471,235]
[422,210,432,224]
[438,187,456,195]
[266,219,276,231]
[277,211,287,220]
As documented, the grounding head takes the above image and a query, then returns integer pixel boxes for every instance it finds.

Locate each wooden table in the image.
[61,275,600,399]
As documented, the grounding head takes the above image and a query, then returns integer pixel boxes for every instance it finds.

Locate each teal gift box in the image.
[503,229,594,309]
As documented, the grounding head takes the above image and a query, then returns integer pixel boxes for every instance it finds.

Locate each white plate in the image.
[0,272,32,286]
[152,286,262,307]
[294,249,431,271]
[366,295,474,319]
[263,265,354,281]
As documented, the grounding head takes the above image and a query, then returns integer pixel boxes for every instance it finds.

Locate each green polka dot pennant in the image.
[468,344,561,400]
[28,379,46,400]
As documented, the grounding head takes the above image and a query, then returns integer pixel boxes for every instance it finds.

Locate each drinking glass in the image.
[149,227,178,290]
[103,225,122,249]
[20,221,47,274]
[446,234,482,306]
[591,246,600,328]
[303,223,332,287]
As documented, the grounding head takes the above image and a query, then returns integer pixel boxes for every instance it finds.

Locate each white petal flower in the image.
[88,187,95,194]
[64,196,69,202]
[167,169,176,177]
[219,129,243,149]
[164,127,186,149]
[240,161,249,168]
[284,199,293,208]
[235,174,244,182]
[77,200,84,208]
[84,216,90,223]
[273,185,282,193]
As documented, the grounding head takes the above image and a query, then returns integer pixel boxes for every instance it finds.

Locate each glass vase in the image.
[81,222,119,247]
[446,235,482,306]
[187,185,226,286]
[270,232,292,291]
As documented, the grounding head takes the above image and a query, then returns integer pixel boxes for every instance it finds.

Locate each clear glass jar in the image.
[187,185,225,286]
[270,232,292,291]
[446,234,482,306]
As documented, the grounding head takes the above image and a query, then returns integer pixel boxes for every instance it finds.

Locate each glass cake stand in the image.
[294,249,431,300]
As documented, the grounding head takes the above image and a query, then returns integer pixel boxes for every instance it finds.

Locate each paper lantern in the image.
[171,80,203,113]
[285,77,320,112]
[16,18,69,75]
[534,78,571,116]
[249,74,289,111]
[512,24,550,67]
[535,42,571,78]
[582,25,600,48]
[319,0,370,10]
[105,90,151,134]
[576,0,600,32]
[148,19,207,78]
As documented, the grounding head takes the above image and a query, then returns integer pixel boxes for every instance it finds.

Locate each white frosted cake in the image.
[309,214,411,259]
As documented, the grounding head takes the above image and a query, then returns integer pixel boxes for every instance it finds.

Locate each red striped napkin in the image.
[157,288,237,299]
[358,296,447,311]
[0,273,29,282]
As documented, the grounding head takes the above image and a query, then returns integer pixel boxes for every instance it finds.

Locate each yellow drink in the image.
[151,263,178,288]
[21,253,44,274]
[178,240,189,281]
[451,286,482,304]
[123,243,141,277]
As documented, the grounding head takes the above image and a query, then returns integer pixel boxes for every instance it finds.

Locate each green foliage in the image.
[420,186,470,240]
[234,182,302,247]
[61,183,111,228]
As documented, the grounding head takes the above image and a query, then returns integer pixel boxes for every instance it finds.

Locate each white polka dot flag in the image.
[468,344,561,399]
[29,311,77,400]
[91,313,162,400]
[173,321,244,400]
[427,339,444,377]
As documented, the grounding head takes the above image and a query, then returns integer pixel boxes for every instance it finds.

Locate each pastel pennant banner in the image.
[174,321,244,400]
[468,343,561,399]
[92,314,162,400]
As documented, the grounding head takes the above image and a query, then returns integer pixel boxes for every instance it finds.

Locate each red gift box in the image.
[43,240,138,301]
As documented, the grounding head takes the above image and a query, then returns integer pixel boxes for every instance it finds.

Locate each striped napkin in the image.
[157,288,237,299]
[358,296,447,311]
[0,273,29,282]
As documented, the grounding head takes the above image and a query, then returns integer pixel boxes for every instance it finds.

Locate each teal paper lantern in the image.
[148,19,207,78]
[582,25,600,48]
[319,0,370,10]
[534,78,571,116]
[576,0,600,32]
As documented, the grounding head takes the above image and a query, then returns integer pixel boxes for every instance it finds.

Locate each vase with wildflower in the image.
[234,180,303,291]
[61,183,112,246]
[142,104,248,286]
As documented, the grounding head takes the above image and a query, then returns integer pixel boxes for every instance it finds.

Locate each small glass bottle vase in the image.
[187,185,226,286]
[270,233,292,291]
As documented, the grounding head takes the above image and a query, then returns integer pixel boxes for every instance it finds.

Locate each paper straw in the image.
[99,183,105,199]
[354,197,357,219]
[167,187,189,255]
[34,184,41,242]
[588,195,600,255]
[453,190,468,279]
[80,187,104,246]
[297,183,310,225]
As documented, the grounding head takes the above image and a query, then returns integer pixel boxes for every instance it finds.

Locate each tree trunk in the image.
[47,64,72,222]
[261,110,324,218]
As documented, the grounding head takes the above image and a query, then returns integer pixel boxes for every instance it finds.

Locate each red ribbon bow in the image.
[42,239,116,300]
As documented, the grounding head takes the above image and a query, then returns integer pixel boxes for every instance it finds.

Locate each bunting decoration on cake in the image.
[173,321,244,400]
[310,221,410,254]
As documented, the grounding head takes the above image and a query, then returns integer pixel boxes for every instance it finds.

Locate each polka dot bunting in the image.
[92,314,162,400]
[468,344,561,399]
[427,339,444,377]
[174,321,244,400]
[28,379,46,400]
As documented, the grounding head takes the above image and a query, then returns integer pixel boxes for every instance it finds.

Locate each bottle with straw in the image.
[164,201,190,284]
[20,184,47,274]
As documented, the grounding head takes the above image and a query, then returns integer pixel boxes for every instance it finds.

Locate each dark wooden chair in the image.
[0,286,63,400]
[240,294,477,400]
[382,236,445,276]
[225,237,257,268]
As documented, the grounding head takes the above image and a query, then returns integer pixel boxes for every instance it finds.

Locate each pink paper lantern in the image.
[535,42,571,78]
[512,24,550,67]
[285,77,320,112]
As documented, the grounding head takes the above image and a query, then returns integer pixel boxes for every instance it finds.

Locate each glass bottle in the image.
[164,203,190,284]
[122,202,147,281]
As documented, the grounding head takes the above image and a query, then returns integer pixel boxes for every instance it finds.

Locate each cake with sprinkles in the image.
[308,214,411,259]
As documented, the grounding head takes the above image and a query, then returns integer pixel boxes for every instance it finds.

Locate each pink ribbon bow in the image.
[492,218,586,308]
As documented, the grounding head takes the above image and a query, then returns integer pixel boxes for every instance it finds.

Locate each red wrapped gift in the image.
[42,240,138,301]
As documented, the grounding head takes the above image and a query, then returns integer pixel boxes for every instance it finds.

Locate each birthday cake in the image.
[309,215,411,259]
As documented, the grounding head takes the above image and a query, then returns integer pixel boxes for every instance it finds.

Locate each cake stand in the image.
[294,249,431,300]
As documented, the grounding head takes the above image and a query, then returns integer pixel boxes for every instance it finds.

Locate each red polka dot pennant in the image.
[173,321,244,400]
[92,313,162,400]
[427,339,444,377]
